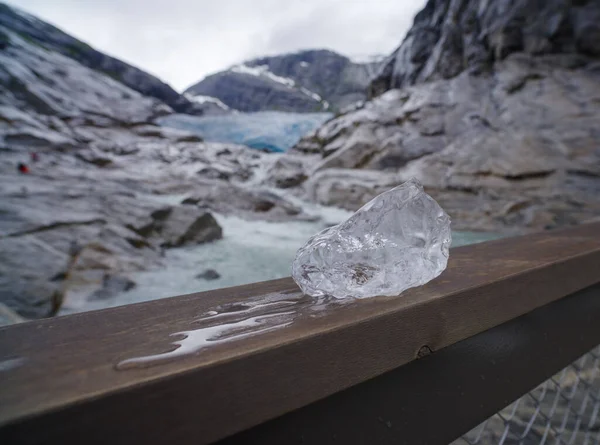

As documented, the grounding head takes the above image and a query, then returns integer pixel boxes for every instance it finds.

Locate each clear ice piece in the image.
[292,178,451,299]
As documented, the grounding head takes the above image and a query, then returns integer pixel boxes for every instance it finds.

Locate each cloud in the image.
[8,0,425,91]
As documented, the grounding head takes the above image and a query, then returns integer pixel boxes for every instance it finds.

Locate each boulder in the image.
[196,269,221,280]
[182,184,307,221]
[139,206,223,248]
[76,149,113,167]
[265,156,310,188]
[0,236,69,318]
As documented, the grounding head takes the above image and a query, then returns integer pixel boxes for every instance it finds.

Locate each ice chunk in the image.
[292,178,451,299]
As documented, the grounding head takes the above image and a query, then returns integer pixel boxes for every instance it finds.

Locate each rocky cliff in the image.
[0,2,213,115]
[370,0,600,96]
[185,50,383,113]
[0,3,313,320]
[281,0,600,233]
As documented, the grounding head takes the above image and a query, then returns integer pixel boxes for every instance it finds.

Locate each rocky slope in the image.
[0,2,214,115]
[0,4,313,320]
[280,0,600,233]
[185,50,383,113]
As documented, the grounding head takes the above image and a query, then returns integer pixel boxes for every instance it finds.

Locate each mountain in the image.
[184,50,384,113]
[0,2,315,320]
[274,0,600,233]
[0,2,218,115]
[369,0,600,96]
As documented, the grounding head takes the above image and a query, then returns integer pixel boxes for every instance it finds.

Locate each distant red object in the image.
[31,152,39,162]
[18,163,29,174]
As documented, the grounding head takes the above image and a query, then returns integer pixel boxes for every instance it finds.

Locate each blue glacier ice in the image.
[157,111,332,152]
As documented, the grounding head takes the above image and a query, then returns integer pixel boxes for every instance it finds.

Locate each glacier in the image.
[158,111,332,152]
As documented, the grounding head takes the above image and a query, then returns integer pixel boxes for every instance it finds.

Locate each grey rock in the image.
[131,125,203,142]
[141,206,223,248]
[0,236,69,318]
[304,168,403,211]
[90,274,136,300]
[2,128,77,152]
[76,149,113,167]
[196,269,221,281]
[0,26,170,124]
[369,0,600,96]
[196,165,233,181]
[59,242,134,312]
[183,183,308,222]
[288,51,600,233]
[292,179,451,299]
[265,156,309,189]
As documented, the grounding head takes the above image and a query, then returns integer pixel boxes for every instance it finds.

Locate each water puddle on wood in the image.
[116,291,349,370]
[0,357,25,373]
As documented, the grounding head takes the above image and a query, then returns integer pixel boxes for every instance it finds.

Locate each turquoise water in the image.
[158,111,332,152]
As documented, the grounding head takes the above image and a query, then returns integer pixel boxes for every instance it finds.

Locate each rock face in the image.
[369,0,600,97]
[185,50,383,113]
[284,0,600,233]
[0,3,207,115]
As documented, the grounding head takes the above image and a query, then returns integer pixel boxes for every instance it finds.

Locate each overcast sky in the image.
[9,0,425,92]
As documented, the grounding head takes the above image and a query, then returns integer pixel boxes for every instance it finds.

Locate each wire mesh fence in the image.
[454,345,600,445]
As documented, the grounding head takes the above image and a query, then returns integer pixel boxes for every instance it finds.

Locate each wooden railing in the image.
[1,222,600,445]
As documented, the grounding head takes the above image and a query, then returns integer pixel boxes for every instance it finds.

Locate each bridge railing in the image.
[1,222,599,445]
[456,344,600,445]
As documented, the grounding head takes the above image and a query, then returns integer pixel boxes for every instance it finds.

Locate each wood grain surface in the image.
[216,283,600,445]
[1,222,600,445]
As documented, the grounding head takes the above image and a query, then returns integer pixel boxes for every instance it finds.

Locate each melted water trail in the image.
[116,290,353,370]
[117,312,294,370]
[116,291,309,370]
[198,299,299,322]
[0,357,25,372]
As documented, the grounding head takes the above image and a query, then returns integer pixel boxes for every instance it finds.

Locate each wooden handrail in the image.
[219,283,600,445]
[1,222,600,445]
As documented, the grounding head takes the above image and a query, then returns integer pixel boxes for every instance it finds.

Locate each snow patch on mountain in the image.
[231,64,296,88]
[184,93,230,110]
[300,87,322,102]
[230,64,325,106]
